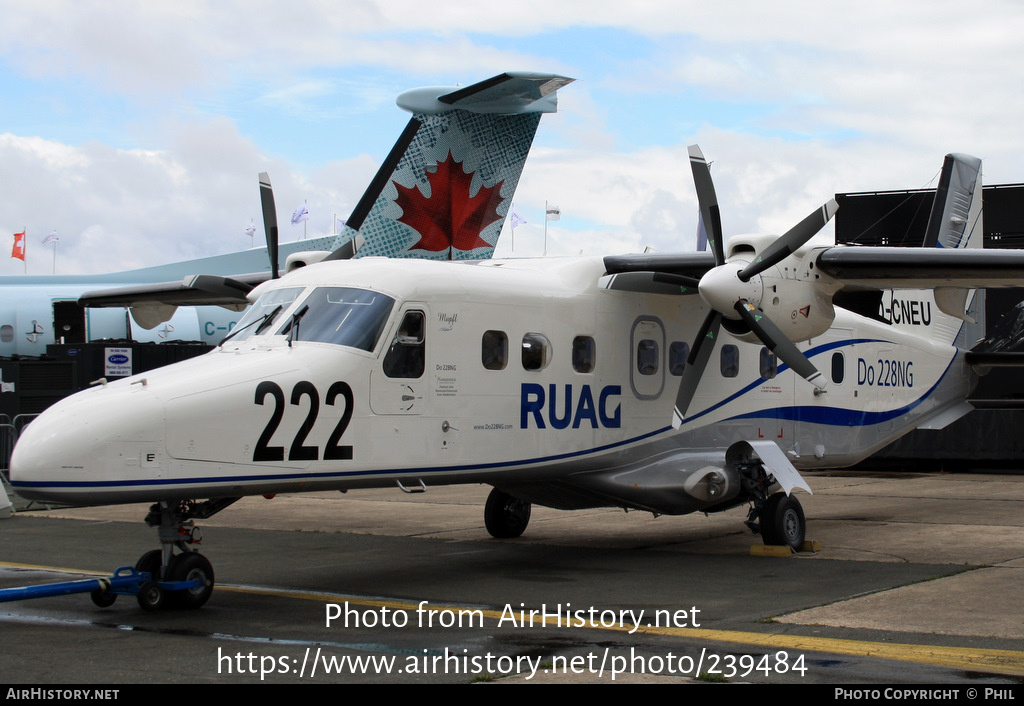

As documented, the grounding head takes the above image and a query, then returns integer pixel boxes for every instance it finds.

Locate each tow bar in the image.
[0,566,206,611]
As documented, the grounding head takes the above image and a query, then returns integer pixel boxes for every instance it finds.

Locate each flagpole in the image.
[52,241,56,274]
[543,201,548,257]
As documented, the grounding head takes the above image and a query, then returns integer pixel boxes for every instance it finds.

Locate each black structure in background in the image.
[0,342,211,421]
[836,183,1024,469]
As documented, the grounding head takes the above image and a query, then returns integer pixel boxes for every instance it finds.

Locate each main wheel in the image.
[759,493,805,550]
[167,552,214,609]
[484,488,531,539]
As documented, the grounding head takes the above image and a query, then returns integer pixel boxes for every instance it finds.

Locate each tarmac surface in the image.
[1,470,1024,684]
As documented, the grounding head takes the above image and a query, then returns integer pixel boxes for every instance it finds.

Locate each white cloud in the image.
[2,1,1024,278]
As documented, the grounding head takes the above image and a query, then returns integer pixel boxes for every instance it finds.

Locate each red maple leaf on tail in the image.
[394,151,505,254]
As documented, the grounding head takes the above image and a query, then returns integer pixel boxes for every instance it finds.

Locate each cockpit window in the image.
[279,287,395,352]
[224,287,304,342]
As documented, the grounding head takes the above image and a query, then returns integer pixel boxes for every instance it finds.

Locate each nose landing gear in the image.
[128,497,239,610]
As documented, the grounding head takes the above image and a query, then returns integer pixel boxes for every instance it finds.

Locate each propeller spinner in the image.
[673,146,837,427]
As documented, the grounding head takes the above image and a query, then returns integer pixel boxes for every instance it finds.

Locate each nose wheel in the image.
[127,497,236,610]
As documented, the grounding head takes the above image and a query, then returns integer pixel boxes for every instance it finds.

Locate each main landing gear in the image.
[737,461,807,551]
[484,488,531,539]
[755,493,806,550]
[110,497,239,611]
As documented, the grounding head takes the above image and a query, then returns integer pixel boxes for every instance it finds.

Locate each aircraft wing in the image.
[602,252,716,278]
[79,273,263,329]
[603,247,1024,291]
[80,273,261,309]
[816,247,1024,289]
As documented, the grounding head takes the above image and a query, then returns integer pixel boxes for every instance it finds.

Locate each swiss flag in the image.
[11,231,25,261]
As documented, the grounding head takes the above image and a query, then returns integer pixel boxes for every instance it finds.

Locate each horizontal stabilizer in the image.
[399,72,573,115]
[965,352,1024,372]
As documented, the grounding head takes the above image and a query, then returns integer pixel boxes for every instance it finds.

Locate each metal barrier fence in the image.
[1,414,40,511]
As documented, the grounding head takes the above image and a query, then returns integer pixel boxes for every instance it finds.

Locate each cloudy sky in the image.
[2,1,1023,275]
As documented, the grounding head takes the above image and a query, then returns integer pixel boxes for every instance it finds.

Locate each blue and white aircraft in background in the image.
[0,71,573,356]
[12,139,1020,611]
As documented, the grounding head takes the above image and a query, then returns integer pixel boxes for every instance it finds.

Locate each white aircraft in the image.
[0,71,572,355]
[10,146,1020,612]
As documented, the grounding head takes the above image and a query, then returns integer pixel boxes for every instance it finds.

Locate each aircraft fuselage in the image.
[10,255,974,515]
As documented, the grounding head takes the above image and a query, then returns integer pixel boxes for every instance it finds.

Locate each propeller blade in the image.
[673,310,722,427]
[738,199,838,282]
[733,300,824,388]
[258,172,280,279]
[688,145,725,266]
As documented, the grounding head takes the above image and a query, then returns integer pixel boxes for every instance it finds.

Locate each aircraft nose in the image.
[9,381,167,504]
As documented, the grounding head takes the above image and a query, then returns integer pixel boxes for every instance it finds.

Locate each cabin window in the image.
[280,287,394,351]
[720,345,739,378]
[0,325,12,343]
[636,339,659,375]
[522,333,550,371]
[482,330,508,370]
[759,347,777,379]
[572,336,595,373]
[669,341,689,376]
[831,351,845,384]
[383,310,425,378]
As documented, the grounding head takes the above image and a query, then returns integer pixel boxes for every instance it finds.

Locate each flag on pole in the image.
[336,216,347,232]
[509,206,526,229]
[545,205,561,221]
[42,231,59,246]
[291,204,309,225]
[244,221,256,239]
[11,231,25,261]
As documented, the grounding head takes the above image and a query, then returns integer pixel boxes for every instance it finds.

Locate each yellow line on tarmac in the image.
[6,563,1023,677]
[222,585,1024,677]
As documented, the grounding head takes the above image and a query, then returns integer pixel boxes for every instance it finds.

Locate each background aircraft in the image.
[0,71,573,357]
[12,146,1018,612]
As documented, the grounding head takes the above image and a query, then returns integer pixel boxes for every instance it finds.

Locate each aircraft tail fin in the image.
[920,153,985,345]
[922,153,983,250]
[326,72,573,261]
